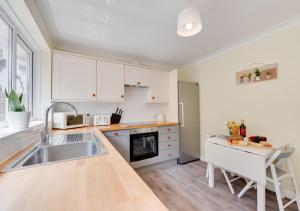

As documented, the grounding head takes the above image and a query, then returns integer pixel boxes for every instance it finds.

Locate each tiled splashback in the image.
[0,123,43,163]
[54,87,169,123]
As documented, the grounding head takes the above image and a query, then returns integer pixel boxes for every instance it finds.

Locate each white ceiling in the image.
[36,0,300,68]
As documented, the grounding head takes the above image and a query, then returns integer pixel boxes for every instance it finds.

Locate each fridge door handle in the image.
[179,102,184,127]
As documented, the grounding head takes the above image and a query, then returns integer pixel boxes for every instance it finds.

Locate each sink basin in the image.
[22,141,100,167]
[3,132,106,172]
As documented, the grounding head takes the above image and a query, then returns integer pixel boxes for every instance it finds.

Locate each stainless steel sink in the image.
[3,132,106,172]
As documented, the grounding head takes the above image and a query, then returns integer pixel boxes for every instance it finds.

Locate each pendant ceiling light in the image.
[177,0,202,37]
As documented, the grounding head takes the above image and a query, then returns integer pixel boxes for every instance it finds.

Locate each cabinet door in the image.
[124,65,150,87]
[97,61,125,102]
[52,53,97,100]
[148,70,169,103]
[104,131,130,162]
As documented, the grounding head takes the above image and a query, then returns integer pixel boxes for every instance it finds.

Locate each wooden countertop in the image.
[67,121,177,132]
[0,126,169,211]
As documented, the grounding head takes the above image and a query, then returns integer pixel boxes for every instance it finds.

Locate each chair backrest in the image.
[265,146,295,168]
[276,146,295,160]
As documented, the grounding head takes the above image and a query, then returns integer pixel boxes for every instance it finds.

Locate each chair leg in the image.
[221,169,235,194]
[206,165,209,180]
[270,164,284,211]
[287,159,300,210]
[238,180,254,198]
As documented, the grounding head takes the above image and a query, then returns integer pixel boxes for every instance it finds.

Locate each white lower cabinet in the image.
[103,126,178,168]
[131,126,179,168]
[103,130,130,162]
[158,126,179,162]
[159,148,179,161]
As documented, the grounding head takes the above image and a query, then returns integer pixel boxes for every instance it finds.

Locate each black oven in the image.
[130,127,159,162]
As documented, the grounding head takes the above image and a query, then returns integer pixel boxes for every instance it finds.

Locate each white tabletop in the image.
[207,136,274,158]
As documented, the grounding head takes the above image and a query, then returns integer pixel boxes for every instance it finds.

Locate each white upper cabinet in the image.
[97,60,125,102]
[52,52,97,100]
[148,70,169,103]
[52,51,170,103]
[125,65,150,87]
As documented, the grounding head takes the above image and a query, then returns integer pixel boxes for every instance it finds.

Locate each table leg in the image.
[257,183,266,211]
[208,163,214,188]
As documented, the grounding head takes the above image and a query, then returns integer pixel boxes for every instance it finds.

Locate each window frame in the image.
[0,10,34,128]
[15,35,33,112]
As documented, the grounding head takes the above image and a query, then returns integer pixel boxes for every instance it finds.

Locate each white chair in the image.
[238,146,300,211]
[205,134,242,194]
[206,164,241,194]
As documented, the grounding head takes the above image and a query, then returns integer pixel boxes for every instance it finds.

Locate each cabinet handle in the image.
[152,96,155,100]
[168,136,171,139]
[121,95,124,98]
[137,81,141,85]
[167,128,171,131]
[114,132,119,136]
[92,93,96,97]
[168,153,172,157]
[168,144,171,147]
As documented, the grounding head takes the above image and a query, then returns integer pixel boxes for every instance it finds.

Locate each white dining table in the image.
[205,136,275,211]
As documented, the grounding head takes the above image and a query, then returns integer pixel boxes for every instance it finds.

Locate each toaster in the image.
[93,114,110,126]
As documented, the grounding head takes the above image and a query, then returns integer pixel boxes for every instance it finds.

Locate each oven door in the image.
[130,132,158,162]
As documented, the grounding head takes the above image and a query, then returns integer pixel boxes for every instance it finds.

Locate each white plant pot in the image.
[7,111,31,130]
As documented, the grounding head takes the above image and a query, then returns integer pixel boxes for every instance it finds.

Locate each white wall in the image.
[166,69,178,122]
[55,86,172,123]
[179,21,300,193]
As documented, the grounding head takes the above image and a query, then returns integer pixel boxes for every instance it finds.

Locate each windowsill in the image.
[0,121,44,140]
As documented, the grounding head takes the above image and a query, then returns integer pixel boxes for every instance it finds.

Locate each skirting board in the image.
[200,155,206,162]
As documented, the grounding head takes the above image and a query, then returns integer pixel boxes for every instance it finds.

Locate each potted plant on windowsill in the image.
[5,89,30,130]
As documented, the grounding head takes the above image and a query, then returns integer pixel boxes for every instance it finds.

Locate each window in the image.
[0,13,33,128]
[0,15,11,124]
[16,36,33,111]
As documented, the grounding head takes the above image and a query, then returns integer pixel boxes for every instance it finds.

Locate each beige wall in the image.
[179,22,300,193]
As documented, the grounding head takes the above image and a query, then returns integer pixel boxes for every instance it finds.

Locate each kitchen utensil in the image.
[111,107,123,124]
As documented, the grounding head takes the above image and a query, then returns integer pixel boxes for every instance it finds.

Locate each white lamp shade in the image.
[177,6,202,37]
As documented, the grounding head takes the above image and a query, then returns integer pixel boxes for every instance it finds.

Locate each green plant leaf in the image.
[19,93,23,104]
[5,88,9,98]
[5,89,26,112]
[8,90,23,112]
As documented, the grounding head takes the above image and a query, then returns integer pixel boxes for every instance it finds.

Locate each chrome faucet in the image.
[42,102,78,145]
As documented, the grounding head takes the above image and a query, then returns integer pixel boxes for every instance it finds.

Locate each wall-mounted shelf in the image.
[236,63,278,85]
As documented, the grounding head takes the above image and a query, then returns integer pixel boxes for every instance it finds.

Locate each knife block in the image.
[110,113,121,124]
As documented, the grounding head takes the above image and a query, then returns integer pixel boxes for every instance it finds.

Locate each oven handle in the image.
[179,102,184,127]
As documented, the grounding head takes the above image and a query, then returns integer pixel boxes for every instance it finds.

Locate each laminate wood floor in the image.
[138,161,299,211]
